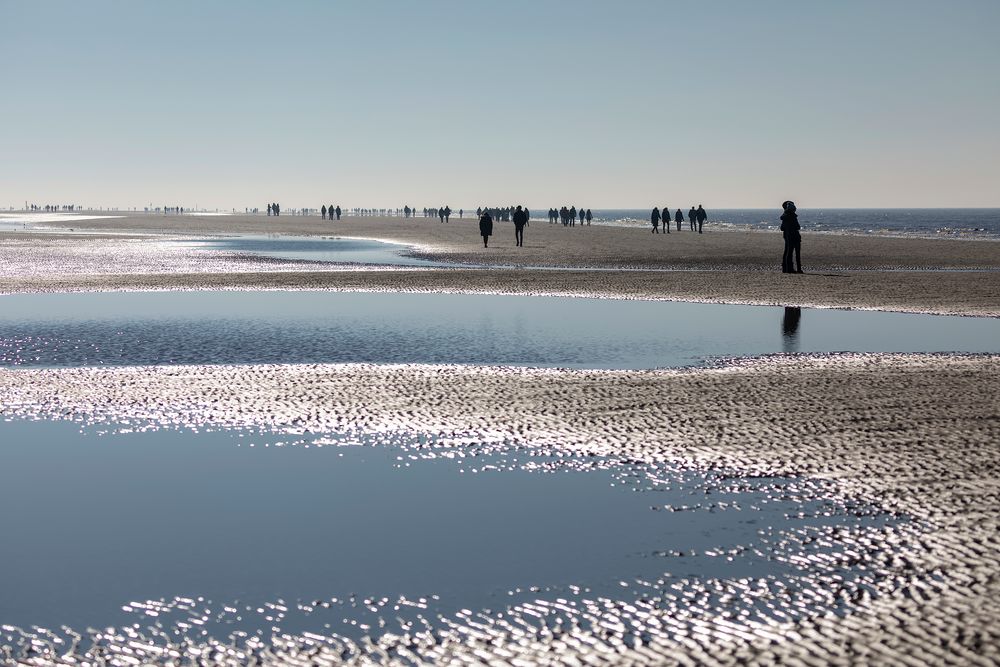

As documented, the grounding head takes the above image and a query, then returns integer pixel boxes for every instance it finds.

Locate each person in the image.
[780,200,802,273]
[661,206,670,233]
[479,207,494,247]
[688,206,696,231]
[444,205,452,222]
[321,205,327,220]
[586,209,592,225]
[335,205,341,220]
[675,208,683,231]
[650,207,660,233]
[439,207,446,223]
[512,205,528,247]
[267,203,272,216]
[459,208,463,219]
[578,208,585,225]
[696,205,706,233]
[569,205,576,227]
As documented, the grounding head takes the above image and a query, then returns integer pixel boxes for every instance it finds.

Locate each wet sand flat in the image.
[3,213,1000,316]
[1,213,999,663]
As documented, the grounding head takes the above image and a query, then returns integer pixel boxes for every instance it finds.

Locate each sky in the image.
[2,0,999,210]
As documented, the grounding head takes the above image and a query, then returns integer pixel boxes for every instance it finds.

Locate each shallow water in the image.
[0,291,997,369]
[0,416,898,644]
[177,235,448,267]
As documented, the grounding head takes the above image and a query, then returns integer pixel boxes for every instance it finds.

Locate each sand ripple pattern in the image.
[1,354,998,664]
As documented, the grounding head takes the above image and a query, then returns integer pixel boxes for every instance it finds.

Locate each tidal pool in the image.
[177,235,448,267]
[0,416,900,649]
[0,291,997,369]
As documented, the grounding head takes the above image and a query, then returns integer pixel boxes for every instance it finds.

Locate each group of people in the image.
[548,207,593,226]
[478,205,530,247]
[650,205,707,233]
[266,203,281,216]
[320,205,342,220]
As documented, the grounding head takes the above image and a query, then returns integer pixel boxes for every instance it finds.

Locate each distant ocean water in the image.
[543,209,1000,240]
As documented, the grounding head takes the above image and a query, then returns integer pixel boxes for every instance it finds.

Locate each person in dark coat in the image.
[675,208,683,231]
[513,205,528,247]
[321,205,327,220]
[335,205,341,220]
[661,206,670,233]
[479,207,494,248]
[780,200,802,273]
[688,206,696,231]
[696,205,706,233]
[650,207,660,233]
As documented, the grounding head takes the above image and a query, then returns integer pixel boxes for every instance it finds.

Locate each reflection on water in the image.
[782,307,802,353]
[0,292,997,369]
[0,417,901,642]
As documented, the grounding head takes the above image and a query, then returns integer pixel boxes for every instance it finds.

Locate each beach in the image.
[1,214,999,664]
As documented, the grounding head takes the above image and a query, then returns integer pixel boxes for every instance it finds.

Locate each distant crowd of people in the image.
[649,205,707,233]
[27,204,78,212]
[547,206,593,225]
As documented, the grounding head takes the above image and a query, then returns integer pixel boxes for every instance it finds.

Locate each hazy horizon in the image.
[3,1,998,209]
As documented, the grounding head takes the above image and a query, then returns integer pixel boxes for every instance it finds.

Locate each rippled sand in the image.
[1,355,998,664]
[1,214,999,663]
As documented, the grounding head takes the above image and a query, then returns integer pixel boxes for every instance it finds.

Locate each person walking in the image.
[585,209,592,225]
[780,200,802,273]
[675,208,683,231]
[650,207,660,233]
[479,207,494,247]
[513,205,528,247]
[661,206,670,233]
[688,206,697,231]
[696,205,706,233]
[321,205,327,220]
[335,205,341,220]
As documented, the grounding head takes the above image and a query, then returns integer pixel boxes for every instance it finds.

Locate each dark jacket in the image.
[513,209,528,228]
[651,208,660,224]
[780,211,800,237]
[479,213,494,236]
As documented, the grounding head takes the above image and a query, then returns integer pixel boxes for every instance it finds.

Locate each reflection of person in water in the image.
[782,306,801,353]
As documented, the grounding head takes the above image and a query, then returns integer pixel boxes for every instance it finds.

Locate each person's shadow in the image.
[782,307,801,353]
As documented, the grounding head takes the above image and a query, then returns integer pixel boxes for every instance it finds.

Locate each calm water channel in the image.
[1,291,997,369]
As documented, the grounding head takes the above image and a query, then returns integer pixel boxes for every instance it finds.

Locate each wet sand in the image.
[1,213,999,663]
[3,213,1000,316]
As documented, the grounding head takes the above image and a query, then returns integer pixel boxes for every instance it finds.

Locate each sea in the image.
[549,208,1000,240]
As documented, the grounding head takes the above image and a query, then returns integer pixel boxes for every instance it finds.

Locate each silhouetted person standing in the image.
[696,205,706,233]
[780,200,802,273]
[662,206,670,233]
[675,208,682,231]
[586,209,592,225]
[267,204,272,216]
[335,206,341,220]
[321,205,327,220]
[650,207,660,233]
[479,207,494,247]
[688,206,696,231]
[512,205,528,247]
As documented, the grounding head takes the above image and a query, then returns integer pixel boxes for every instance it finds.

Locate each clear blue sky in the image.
[2,0,998,209]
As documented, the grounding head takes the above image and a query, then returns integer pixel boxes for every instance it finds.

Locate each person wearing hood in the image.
[780,200,802,273]
[650,207,661,233]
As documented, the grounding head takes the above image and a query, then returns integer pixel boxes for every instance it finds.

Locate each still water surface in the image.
[0,417,895,639]
[0,291,996,369]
